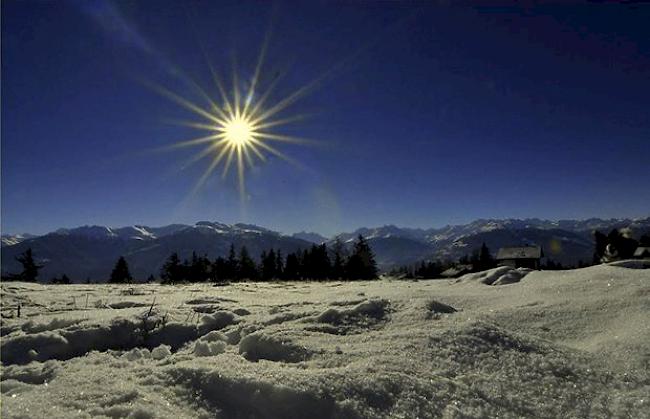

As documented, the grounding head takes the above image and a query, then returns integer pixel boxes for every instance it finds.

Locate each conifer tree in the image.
[284,252,300,280]
[312,244,332,280]
[345,235,378,280]
[15,248,43,282]
[478,243,495,271]
[261,249,277,280]
[275,249,284,278]
[109,256,133,284]
[226,244,239,280]
[330,238,347,280]
[161,252,182,284]
[189,252,211,282]
[238,246,258,280]
[212,256,227,283]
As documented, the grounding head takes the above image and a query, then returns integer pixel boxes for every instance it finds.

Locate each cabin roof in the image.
[633,246,650,257]
[496,246,542,260]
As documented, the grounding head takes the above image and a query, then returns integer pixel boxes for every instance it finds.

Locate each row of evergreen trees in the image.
[158,235,378,284]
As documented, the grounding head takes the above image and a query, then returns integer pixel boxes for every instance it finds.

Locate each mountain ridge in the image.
[2,217,648,281]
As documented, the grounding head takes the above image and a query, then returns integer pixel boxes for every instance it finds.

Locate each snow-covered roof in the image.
[496,246,542,260]
[633,246,650,257]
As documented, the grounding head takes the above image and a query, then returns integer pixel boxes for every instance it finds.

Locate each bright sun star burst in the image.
[223,116,254,147]
[146,41,319,203]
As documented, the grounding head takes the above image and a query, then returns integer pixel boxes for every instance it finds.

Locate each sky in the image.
[2,1,649,237]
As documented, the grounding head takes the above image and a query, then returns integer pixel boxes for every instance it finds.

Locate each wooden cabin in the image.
[496,246,543,270]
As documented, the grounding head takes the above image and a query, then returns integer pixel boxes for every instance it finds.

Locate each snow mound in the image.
[460,266,532,285]
[108,301,151,309]
[198,310,237,334]
[166,365,353,419]
[194,340,226,357]
[1,311,237,365]
[122,347,152,362]
[1,361,59,384]
[425,299,457,317]
[239,333,311,362]
[316,299,390,325]
[194,331,228,356]
[151,344,171,360]
[21,317,83,334]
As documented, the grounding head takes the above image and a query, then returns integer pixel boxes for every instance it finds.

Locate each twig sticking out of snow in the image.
[147,296,157,317]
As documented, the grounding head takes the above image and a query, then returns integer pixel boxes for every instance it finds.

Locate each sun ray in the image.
[163,119,221,132]
[205,61,236,118]
[241,145,255,168]
[249,74,325,125]
[248,137,302,168]
[232,56,241,119]
[237,147,245,201]
[247,141,266,161]
[142,80,228,126]
[179,139,227,170]
[190,144,231,196]
[221,146,237,179]
[255,132,318,145]
[246,68,287,120]
[151,133,226,152]
[243,30,270,116]
[252,113,312,130]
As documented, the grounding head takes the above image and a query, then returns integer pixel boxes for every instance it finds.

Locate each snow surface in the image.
[1,264,648,418]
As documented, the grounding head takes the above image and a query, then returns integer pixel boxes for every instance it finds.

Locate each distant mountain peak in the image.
[291,231,328,244]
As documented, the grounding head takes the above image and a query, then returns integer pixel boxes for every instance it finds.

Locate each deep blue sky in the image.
[2,1,649,236]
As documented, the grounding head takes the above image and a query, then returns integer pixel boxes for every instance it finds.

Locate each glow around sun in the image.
[148,44,317,202]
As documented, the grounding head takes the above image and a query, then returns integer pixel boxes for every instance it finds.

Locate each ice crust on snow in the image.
[1,264,649,418]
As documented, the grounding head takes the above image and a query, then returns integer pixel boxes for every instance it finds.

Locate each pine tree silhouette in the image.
[212,256,227,283]
[345,235,378,280]
[261,249,277,281]
[330,239,347,280]
[227,244,239,280]
[14,248,43,282]
[161,252,183,284]
[275,249,284,278]
[109,256,133,283]
[284,252,300,280]
[238,246,258,280]
[478,243,495,271]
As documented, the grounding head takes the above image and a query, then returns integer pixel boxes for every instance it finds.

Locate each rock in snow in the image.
[1,264,649,418]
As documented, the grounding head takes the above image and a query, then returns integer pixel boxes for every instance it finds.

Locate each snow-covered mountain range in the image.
[2,217,648,281]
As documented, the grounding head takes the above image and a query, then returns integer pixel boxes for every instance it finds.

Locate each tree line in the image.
[156,235,378,284]
[3,235,379,283]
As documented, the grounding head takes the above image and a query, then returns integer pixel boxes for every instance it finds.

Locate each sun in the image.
[146,44,317,203]
[222,116,254,147]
